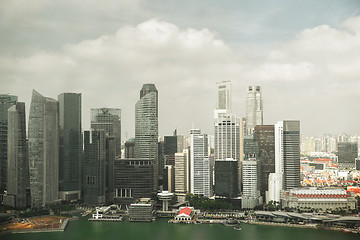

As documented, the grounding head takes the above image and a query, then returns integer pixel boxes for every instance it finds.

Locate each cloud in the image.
[1,16,360,136]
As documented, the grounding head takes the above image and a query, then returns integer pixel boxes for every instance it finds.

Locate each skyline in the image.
[1,1,360,137]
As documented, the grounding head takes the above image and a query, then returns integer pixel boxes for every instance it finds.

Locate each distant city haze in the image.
[1,1,360,138]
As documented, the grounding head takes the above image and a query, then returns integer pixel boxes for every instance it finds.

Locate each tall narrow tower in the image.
[246,86,263,135]
[28,90,59,208]
[268,120,300,203]
[135,84,158,193]
[58,93,82,201]
[190,129,210,197]
[0,94,17,193]
[6,102,30,208]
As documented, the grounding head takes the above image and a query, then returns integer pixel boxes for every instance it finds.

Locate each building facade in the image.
[0,94,17,193]
[135,84,158,193]
[5,102,30,208]
[174,150,189,194]
[91,108,121,157]
[214,159,238,198]
[58,93,82,201]
[114,158,154,205]
[83,130,115,205]
[254,125,275,196]
[245,86,263,135]
[242,159,261,208]
[28,90,59,208]
[214,80,232,118]
[190,129,210,197]
[281,188,357,211]
[337,142,358,169]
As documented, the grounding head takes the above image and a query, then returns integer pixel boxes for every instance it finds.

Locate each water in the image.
[2,217,359,240]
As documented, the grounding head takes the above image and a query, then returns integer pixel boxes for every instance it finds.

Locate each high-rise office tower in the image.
[5,102,30,208]
[0,94,17,193]
[174,149,189,194]
[214,114,241,161]
[91,108,121,157]
[135,84,158,193]
[83,130,115,205]
[214,158,238,197]
[125,138,136,158]
[28,90,59,208]
[242,159,261,209]
[214,80,232,118]
[254,125,275,196]
[268,121,300,203]
[245,86,263,135]
[190,129,210,197]
[275,121,300,188]
[114,158,154,206]
[337,142,358,169]
[58,93,82,201]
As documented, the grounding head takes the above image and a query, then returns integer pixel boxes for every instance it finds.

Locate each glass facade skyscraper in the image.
[28,90,59,208]
[190,129,210,197]
[91,108,121,157]
[0,94,17,192]
[6,102,30,208]
[135,84,158,193]
[58,93,82,201]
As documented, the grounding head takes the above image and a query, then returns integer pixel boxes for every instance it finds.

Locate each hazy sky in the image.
[1,0,360,138]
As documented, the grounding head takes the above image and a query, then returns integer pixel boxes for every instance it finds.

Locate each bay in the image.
[2,217,359,240]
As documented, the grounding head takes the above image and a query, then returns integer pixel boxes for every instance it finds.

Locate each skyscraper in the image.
[337,142,358,169]
[254,125,275,196]
[83,129,116,205]
[5,102,30,208]
[214,114,241,161]
[190,129,210,197]
[91,108,121,157]
[0,94,17,192]
[242,159,261,209]
[174,149,189,194]
[245,86,263,135]
[58,93,82,201]
[28,90,59,208]
[214,159,238,198]
[214,80,232,118]
[135,84,158,193]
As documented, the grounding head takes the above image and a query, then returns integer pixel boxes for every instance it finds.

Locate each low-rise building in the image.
[281,188,357,211]
[128,198,156,222]
[174,207,195,221]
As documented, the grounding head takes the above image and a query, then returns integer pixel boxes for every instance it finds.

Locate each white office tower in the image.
[267,173,283,203]
[214,114,244,195]
[214,114,241,161]
[245,86,263,135]
[242,159,261,209]
[214,81,232,118]
[190,129,210,197]
[267,120,300,203]
[175,149,189,194]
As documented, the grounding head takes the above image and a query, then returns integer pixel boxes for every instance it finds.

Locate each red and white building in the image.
[174,207,195,221]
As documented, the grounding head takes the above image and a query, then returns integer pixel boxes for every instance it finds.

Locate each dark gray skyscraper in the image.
[135,84,158,193]
[83,130,115,205]
[28,90,59,208]
[5,102,30,208]
[91,108,121,157]
[337,142,358,169]
[58,93,82,201]
[0,94,17,193]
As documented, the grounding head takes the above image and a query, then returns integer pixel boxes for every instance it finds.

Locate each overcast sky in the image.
[1,0,360,138]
